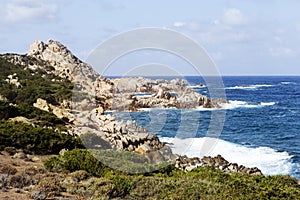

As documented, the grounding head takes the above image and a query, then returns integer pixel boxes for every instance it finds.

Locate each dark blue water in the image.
[111,76,300,179]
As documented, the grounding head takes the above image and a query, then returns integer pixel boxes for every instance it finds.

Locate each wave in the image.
[196,100,276,111]
[280,81,296,85]
[221,101,276,109]
[188,85,206,89]
[160,137,294,176]
[260,102,276,106]
[136,100,276,112]
[226,84,274,90]
[137,107,177,112]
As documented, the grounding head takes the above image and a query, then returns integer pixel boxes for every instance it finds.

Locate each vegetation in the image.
[0,57,73,106]
[0,121,83,154]
[44,148,164,175]
[0,57,74,132]
[43,148,300,199]
[0,100,68,128]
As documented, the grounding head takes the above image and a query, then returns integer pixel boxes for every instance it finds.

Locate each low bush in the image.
[9,173,35,188]
[44,148,168,176]
[44,149,110,177]
[0,121,83,154]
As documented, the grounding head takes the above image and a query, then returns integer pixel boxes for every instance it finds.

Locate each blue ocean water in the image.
[113,76,300,179]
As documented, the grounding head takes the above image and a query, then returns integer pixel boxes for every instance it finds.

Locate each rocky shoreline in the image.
[0,40,262,176]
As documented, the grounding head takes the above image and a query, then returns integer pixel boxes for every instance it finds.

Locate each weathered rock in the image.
[33,98,50,112]
[13,152,27,159]
[175,154,263,175]
[50,105,74,122]
[59,148,68,156]
[8,116,32,125]
[96,106,104,115]
[5,73,22,88]
[27,40,98,83]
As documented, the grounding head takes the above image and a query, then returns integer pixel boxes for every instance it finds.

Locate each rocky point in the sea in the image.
[0,40,261,175]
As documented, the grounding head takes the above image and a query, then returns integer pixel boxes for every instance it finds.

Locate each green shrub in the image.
[108,174,133,197]
[44,149,110,177]
[0,120,83,154]
[44,148,162,176]
[0,57,73,106]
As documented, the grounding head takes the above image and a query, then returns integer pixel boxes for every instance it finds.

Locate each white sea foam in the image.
[160,137,294,176]
[196,100,275,111]
[133,100,276,113]
[260,102,277,106]
[226,84,274,90]
[280,82,293,85]
[137,107,177,112]
[188,85,206,89]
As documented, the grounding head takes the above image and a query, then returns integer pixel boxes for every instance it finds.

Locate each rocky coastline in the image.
[0,40,262,176]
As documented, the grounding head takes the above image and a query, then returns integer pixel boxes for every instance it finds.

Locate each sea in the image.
[109,76,300,180]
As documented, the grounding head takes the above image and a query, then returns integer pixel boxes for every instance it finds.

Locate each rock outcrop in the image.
[110,77,224,111]
[175,155,263,175]
[33,98,74,123]
[5,73,22,88]
[27,40,99,83]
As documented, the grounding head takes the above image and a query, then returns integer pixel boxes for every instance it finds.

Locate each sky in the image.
[1,0,300,75]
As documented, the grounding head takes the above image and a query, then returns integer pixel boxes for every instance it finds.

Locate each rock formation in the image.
[175,155,263,175]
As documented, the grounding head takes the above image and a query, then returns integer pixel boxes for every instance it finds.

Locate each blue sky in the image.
[1,0,300,75]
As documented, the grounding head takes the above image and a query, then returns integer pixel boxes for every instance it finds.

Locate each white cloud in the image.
[222,8,247,26]
[173,21,185,27]
[4,0,57,23]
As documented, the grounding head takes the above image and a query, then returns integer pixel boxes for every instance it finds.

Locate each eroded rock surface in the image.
[175,155,263,175]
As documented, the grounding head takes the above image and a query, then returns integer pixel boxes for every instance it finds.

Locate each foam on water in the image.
[280,82,295,85]
[196,100,276,110]
[260,102,277,106]
[138,107,177,112]
[136,100,276,112]
[160,137,294,176]
[188,85,206,89]
[226,84,274,90]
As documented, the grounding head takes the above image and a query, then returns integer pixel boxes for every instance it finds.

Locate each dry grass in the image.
[0,151,50,200]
